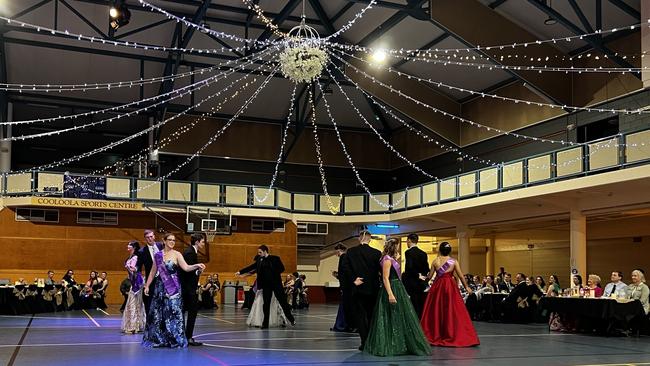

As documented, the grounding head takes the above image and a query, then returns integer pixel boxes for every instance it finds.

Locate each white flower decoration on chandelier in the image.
[279,20,328,84]
[280,46,328,83]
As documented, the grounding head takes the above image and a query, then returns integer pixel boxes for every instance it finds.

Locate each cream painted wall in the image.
[298,253,341,287]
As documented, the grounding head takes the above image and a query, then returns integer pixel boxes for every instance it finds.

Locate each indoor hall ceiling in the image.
[0,0,642,169]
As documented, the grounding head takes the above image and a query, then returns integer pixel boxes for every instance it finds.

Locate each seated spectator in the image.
[200,275,218,309]
[546,275,561,297]
[585,274,603,298]
[483,275,497,292]
[465,274,477,291]
[626,269,649,315]
[571,274,583,296]
[473,275,482,289]
[498,273,514,293]
[96,272,108,309]
[535,276,546,292]
[62,270,77,287]
[45,271,56,286]
[603,271,627,298]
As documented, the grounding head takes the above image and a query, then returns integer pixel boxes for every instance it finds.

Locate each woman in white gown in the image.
[246,283,288,328]
[121,241,146,333]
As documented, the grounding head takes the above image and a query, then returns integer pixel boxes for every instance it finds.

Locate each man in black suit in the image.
[402,233,429,318]
[498,272,514,293]
[334,243,354,331]
[339,230,381,351]
[136,229,162,321]
[180,233,205,346]
[236,245,295,328]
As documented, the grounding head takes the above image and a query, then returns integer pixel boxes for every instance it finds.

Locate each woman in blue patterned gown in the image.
[142,233,205,348]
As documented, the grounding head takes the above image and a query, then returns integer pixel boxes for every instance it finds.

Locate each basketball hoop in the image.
[205,230,217,244]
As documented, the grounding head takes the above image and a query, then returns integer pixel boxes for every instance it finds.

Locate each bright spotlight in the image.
[109,3,131,30]
[371,49,387,63]
[109,7,119,18]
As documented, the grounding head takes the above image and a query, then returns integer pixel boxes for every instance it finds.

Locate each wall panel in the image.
[0,208,297,304]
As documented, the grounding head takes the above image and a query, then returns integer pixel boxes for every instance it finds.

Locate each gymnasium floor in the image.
[0,304,649,366]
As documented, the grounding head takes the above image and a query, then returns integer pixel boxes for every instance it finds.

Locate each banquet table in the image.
[539,296,646,335]
[0,285,78,315]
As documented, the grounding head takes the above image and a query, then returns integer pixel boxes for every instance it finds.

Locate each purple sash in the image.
[126,256,143,293]
[435,258,454,279]
[154,251,181,297]
[380,255,401,279]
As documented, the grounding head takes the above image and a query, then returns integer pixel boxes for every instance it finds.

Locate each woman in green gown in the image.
[364,238,431,357]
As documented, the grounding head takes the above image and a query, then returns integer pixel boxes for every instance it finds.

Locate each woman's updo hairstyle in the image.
[439,241,452,256]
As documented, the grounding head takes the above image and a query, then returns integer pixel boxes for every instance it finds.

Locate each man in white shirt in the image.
[603,271,627,298]
[137,229,162,320]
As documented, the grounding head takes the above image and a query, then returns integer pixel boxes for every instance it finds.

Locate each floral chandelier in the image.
[279,20,328,84]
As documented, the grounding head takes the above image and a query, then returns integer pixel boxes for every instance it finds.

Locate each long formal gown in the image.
[122,256,146,333]
[142,258,187,348]
[420,258,480,347]
[246,289,288,327]
[365,256,431,356]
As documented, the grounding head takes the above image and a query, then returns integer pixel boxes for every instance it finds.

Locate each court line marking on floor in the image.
[82,310,100,328]
[97,309,110,316]
[197,314,235,325]
[202,343,359,352]
[7,314,33,366]
[574,363,650,366]
[0,314,121,321]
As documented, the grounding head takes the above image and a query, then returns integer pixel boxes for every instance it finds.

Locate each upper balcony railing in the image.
[2,127,650,216]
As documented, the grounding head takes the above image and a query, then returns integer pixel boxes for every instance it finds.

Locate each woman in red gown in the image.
[420,242,479,347]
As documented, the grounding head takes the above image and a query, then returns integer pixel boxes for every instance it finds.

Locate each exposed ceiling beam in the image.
[256,0,302,44]
[10,0,52,20]
[527,0,640,79]
[2,35,355,87]
[74,0,324,26]
[331,3,355,23]
[488,0,508,9]
[432,0,573,106]
[342,0,410,11]
[308,0,337,36]
[567,0,594,34]
[391,33,449,68]
[357,0,428,47]
[568,27,636,56]
[458,77,518,104]
[607,0,640,20]
[59,0,108,38]
[115,19,173,39]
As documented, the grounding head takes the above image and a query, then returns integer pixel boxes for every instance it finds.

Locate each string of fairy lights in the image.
[252,83,297,204]
[2,0,650,212]
[0,48,276,126]
[306,87,342,214]
[334,47,650,120]
[24,68,268,198]
[324,61,626,183]
[7,54,278,176]
[55,66,279,197]
[96,66,266,176]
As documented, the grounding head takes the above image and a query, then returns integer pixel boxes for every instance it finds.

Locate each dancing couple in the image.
[134,230,206,348]
[236,245,295,328]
